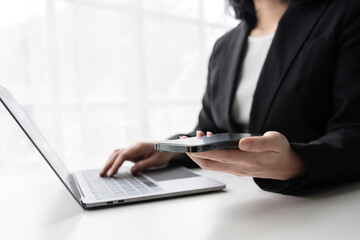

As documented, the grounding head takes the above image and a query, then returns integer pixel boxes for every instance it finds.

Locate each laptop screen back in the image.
[0,86,72,189]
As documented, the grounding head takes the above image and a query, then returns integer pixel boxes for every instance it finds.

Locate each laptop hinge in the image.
[68,174,85,201]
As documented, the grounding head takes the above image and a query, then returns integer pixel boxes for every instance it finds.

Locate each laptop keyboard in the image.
[82,170,163,200]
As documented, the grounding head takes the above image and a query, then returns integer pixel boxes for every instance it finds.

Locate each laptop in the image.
[0,85,225,209]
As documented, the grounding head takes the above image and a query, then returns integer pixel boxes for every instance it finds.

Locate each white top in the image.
[232,33,275,131]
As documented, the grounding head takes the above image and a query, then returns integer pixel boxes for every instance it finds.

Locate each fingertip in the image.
[99,168,108,176]
[264,131,277,136]
[107,169,115,177]
[239,138,252,151]
[196,130,205,137]
[131,166,138,175]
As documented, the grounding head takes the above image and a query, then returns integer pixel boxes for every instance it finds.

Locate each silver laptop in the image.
[0,85,225,209]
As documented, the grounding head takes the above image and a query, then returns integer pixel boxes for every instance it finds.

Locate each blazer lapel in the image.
[248,4,328,133]
[223,22,250,132]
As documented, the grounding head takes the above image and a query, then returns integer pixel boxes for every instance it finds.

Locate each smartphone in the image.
[154,133,258,153]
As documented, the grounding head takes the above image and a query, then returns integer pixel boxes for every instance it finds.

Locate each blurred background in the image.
[0,0,237,173]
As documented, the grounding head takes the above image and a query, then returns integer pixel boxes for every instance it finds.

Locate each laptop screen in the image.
[0,86,72,189]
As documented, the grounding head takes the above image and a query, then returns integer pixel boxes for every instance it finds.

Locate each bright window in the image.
[0,0,238,171]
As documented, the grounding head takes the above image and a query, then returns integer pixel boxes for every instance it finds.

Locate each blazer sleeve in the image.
[254,1,360,194]
[193,41,222,134]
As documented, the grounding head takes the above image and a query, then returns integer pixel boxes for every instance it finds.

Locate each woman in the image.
[100,0,360,194]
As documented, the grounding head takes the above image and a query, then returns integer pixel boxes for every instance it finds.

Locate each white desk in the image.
[1,162,360,240]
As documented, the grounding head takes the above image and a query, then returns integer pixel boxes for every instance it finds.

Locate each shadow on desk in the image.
[41,187,83,228]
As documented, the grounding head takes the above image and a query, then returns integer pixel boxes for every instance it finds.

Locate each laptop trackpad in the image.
[143,167,199,181]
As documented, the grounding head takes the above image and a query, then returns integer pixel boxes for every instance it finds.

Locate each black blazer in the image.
[175,0,360,194]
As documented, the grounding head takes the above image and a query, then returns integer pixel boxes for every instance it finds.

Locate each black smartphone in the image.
[154,133,258,153]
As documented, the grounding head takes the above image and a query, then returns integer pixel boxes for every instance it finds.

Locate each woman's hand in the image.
[100,142,182,177]
[186,131,306,181]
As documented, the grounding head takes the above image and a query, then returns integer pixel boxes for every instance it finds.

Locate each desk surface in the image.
[1,162,360,240]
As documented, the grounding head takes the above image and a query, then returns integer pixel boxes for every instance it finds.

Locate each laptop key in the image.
[142,181,157,188]
[152,187,163,192]
[126,190,140,196]
[100,192,114,199]
[137,187,152,194]
[115,192,128,198]
[83,171,161,200]
[93,193,102,200]
[112,188,124,193]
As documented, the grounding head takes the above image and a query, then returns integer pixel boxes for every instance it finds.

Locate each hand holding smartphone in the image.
[154,133,258,153]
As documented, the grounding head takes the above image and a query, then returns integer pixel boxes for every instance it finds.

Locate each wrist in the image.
[287,149,307,180]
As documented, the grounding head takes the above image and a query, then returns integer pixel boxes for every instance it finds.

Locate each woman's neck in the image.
[250,0,289,37]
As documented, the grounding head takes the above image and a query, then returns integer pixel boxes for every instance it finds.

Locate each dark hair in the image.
[227,0,311,28]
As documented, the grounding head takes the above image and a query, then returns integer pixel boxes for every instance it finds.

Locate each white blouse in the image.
[232,33,275,131]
